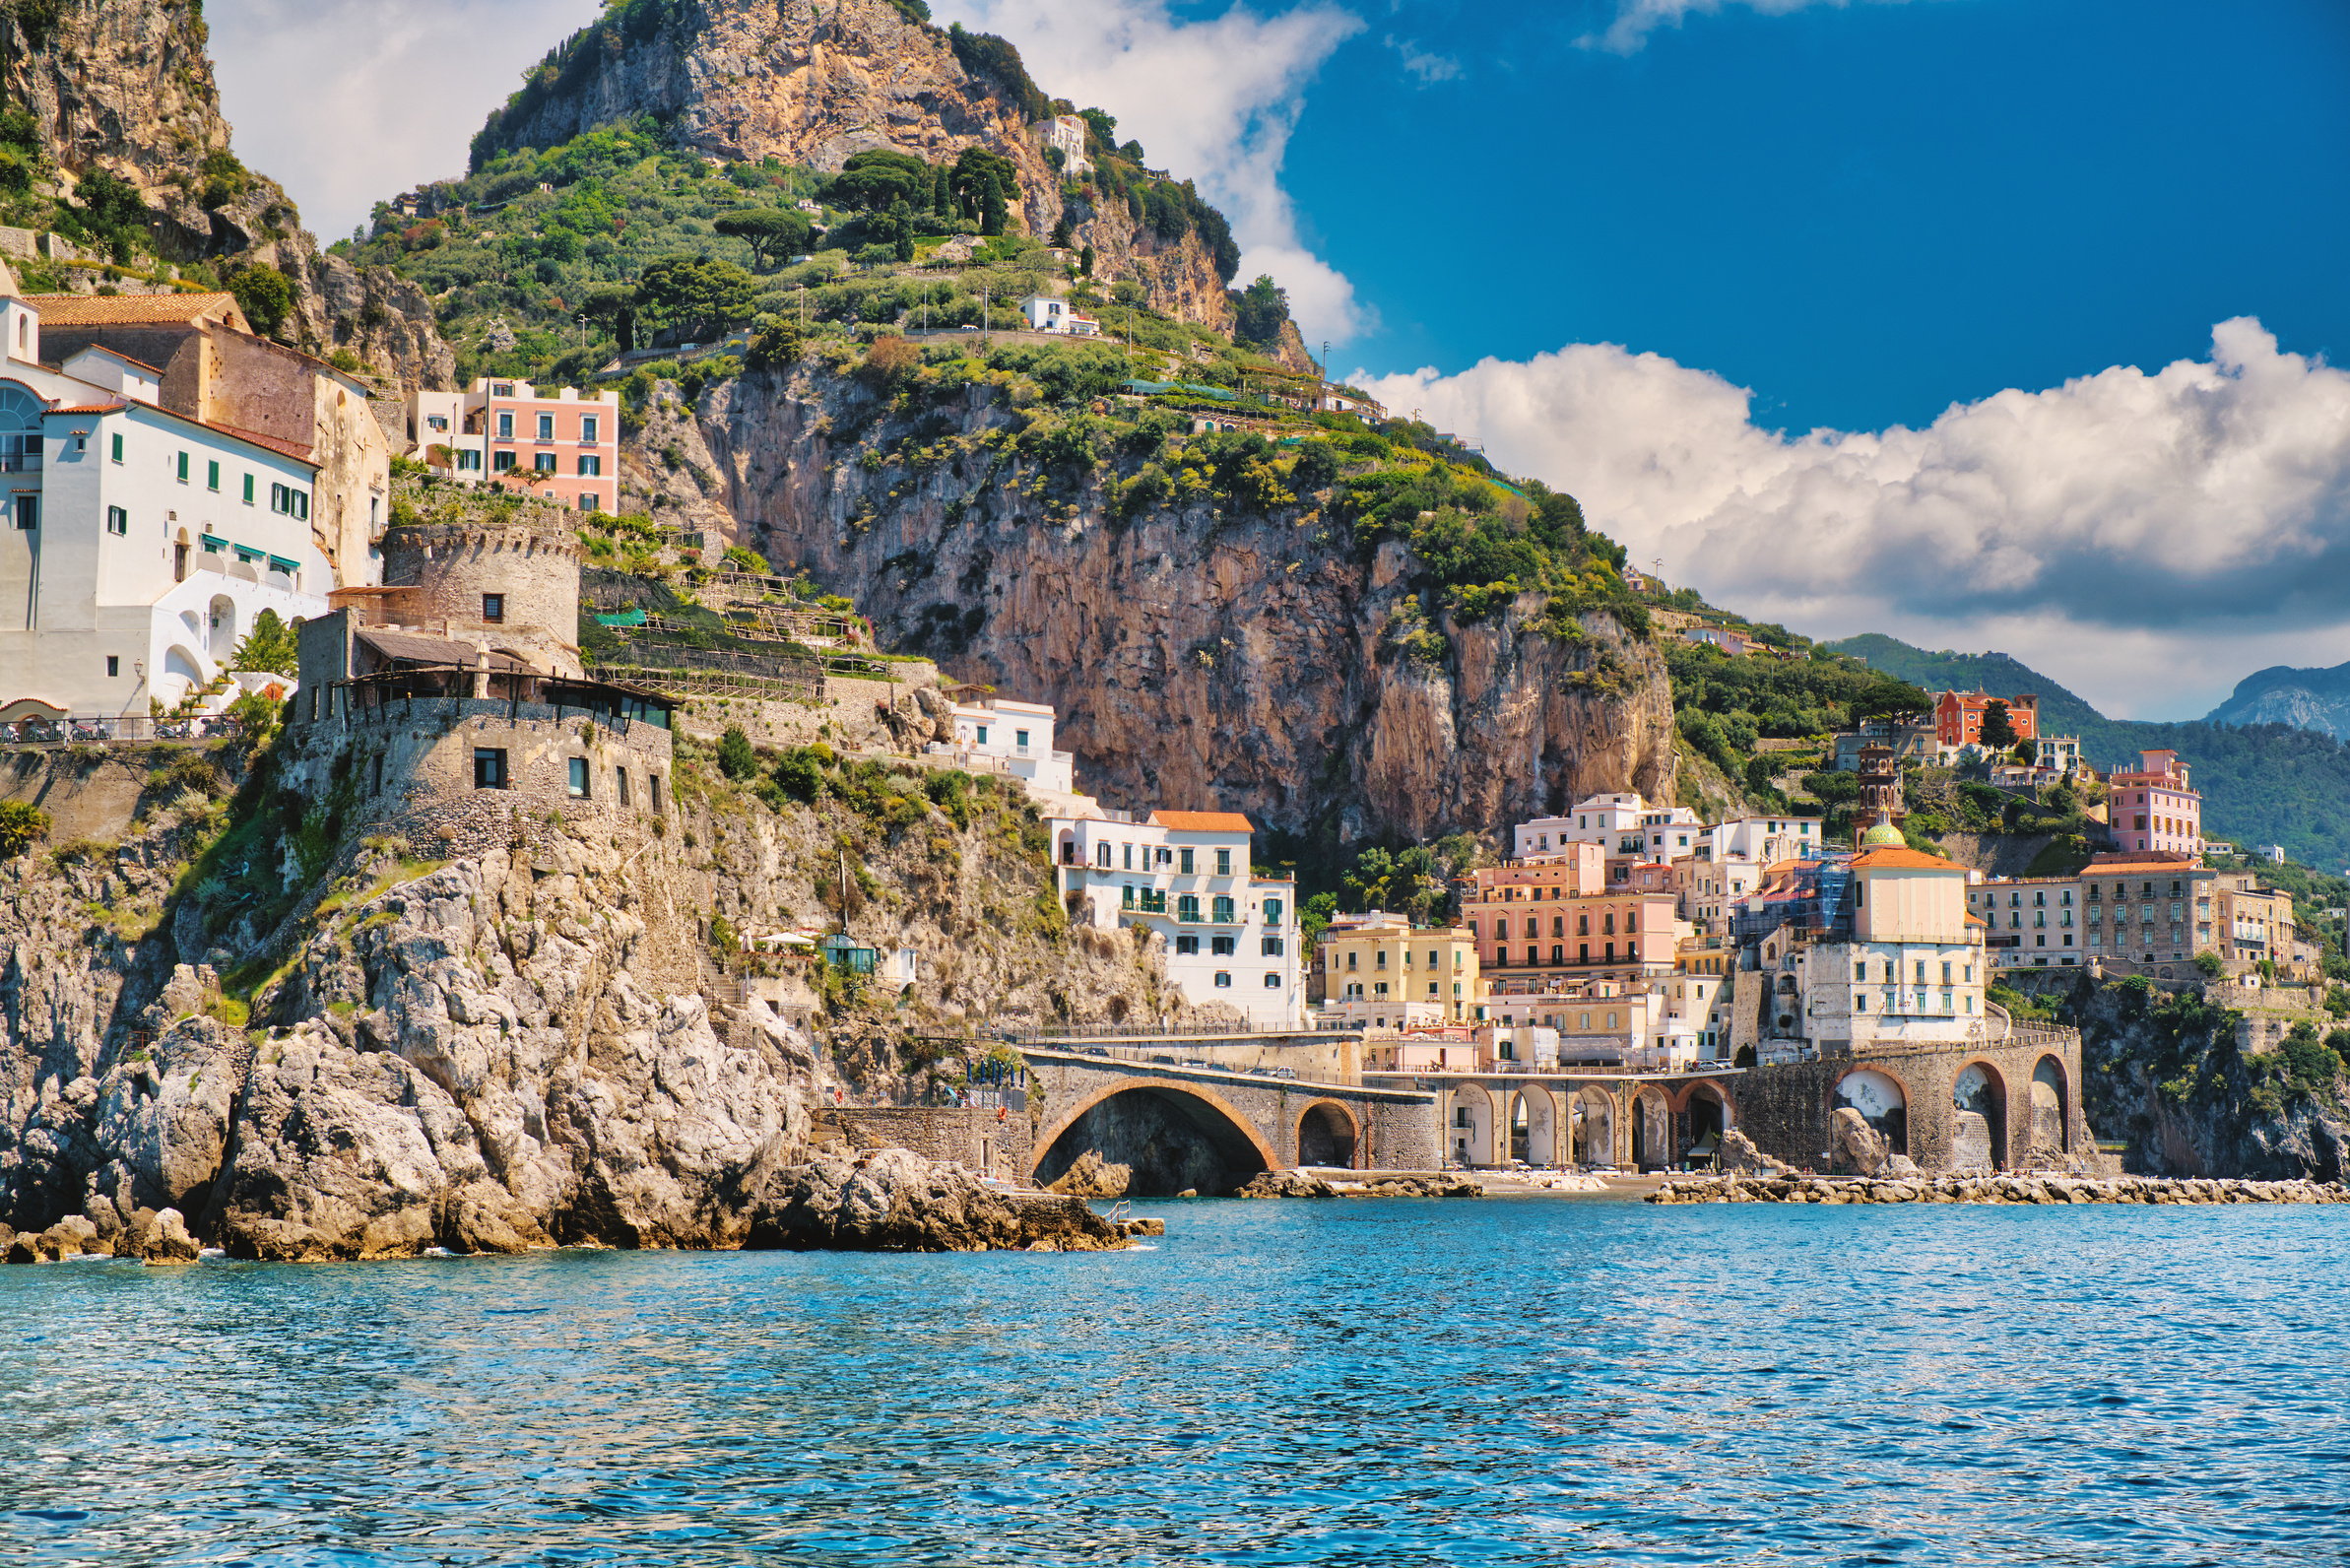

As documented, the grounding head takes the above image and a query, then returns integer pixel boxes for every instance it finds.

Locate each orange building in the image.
[1934,688,2039,751]
[1461,850,1678,980]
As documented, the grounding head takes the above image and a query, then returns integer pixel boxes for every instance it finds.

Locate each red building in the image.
[2107,750,2201,858]
[1935,688,2040,751]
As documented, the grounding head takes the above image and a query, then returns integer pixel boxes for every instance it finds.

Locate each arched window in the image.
[0,383,42,474]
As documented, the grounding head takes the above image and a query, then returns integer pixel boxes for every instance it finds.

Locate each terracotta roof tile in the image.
[1850,846,1963,871]
[202,417,314,463]
[26,291,245,328]
[1148,810,1255,832]
[48,402,125,415]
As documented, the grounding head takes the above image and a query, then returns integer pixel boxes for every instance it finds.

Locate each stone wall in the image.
[284,695,674,862]
[380,523,582,676]
[826,1105,1031,1180]
[1735,1028,2100,1175]
[0,750,154,844]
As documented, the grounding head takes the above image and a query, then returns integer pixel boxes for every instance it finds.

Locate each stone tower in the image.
[1857,742,1905,831]
[378,520,582,678]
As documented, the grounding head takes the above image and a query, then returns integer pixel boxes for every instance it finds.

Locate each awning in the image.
[267,555,300,574]
[199,534,227,552]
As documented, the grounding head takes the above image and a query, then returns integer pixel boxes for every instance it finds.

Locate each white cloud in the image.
[1582,0,1936,55]
[1385,34,1464,84]
[208,0,607,242]
[936,0,1369,344]
[1357,320,2350,718]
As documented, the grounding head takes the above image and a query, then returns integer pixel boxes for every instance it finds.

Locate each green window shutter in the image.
[207,460,220,490]
[108,432,122,463]
[176,451,188,482]
[242,474,254,504]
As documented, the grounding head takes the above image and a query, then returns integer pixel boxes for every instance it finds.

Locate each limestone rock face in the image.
[1829,1107,1892,1177]
[680,367,1678,843]
[470,0,1237,329]
[1047,1149,1132,1200]
[0,0,451,388]
[745,1148,1127,1252]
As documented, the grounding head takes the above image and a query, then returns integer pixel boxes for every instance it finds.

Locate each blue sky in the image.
[1279,0,2350,432]
[218,0,2350,716]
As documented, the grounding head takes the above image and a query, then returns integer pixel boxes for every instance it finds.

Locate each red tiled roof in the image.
[48,402,125,416]
[27,291,246,329]
[203,417,314,463]
[1149,810,1254,832]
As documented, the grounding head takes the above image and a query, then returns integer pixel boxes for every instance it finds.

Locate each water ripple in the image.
[0,1199,2345,1565]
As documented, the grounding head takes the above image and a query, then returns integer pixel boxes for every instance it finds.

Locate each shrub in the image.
[861,334,921,390]
[774,749,826,804]
[0,799,47,857]
[717,726,758,781]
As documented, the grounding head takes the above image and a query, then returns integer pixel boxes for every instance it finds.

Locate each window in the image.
[11,495,33,530]
[577,455,602,477]
[536,414,555,441]
[207,460,221,491]
[1014,729,1030,750]
[269,484,310,520]
[1214,847,1232,876]
[1264,973,1280,988]
[1345,951,1357,970]
[496,413,514,439]
[241,473,255,504]
[1094,842,1111,869]
[1264,898,1282,924]
[567,757,590,798]
[1211,894,1235,924]
[533,452,556,473]
[1177,893,1200,923]
[474,749,509,789]
[1179,848,1195,875]
[1175,935,1199,955]
[491,451,515,473]
[1213,971,1231,989]
[1262,937,1283,956]
[1210,936,1236,956]
[176,451,189,483]
[482,593,505,622]
[650,775,663,812]
[616,766,630,808]
[105,505,126,536]
[105,655,119,677]
[109,432,122,464]
[581,415,600,443]
[457,450,483,472]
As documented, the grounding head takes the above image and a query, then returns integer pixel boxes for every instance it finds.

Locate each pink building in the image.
[408,379,621,514]
[2108,750,2201,857]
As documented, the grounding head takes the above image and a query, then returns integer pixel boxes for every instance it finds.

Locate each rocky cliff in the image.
[2058,974,2350,1180]
[472,0,1238,330]
[0,0,451,388]
[636,363,1679,845]
[0,732,1174,1259]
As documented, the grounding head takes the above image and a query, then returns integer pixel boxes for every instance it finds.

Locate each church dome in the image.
[1860,819,1907,849]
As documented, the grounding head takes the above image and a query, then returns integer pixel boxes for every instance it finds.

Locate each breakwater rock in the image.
[743,1148,1142,1252]
[1236,1170,1484,1200]
[1649,1173,2350,1206]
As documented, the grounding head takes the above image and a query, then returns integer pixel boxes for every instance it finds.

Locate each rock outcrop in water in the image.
[1650,1173,2350,1206]
[745,1147,1136,1252]
[0,735,1180,1261]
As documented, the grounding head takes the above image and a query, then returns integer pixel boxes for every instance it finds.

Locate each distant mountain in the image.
[1826,635,2350,871]
[2205,662,2350,743]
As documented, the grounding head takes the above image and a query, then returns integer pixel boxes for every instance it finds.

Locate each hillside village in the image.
[0,0,2339,1259]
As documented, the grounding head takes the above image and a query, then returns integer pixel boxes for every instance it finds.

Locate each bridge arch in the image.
[1295,1100,1360,1169]
[1510,1083,1562,1166]
[1030,1078,1277,1197]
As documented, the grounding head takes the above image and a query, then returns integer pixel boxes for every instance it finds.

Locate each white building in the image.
[1700,814,1822,867]
[944,695,1077,797]
[1784,833,1987,1062]
[0,287,334,721]
[1016,295,1101,337]
[1044,114,1093,177]
[1046,807,1303,1028]
[1514,796,1701,860]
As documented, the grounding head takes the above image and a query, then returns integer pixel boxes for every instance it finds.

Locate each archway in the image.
[1572,1087,1616,1168]
[2029,1056,2069,1159]
[1514,1087,1559,1167]
[1630,1087,1671,1171]
[1952,1062,2008,1171]
[1031,1084,1273,1197]
[1683,1083,1729,1165]
[1449,1083,1496,1167]
[207,595,236,661]
[162,644,205,706]
[1296,1101,1359,1169]
[1835,1069,1909,1156]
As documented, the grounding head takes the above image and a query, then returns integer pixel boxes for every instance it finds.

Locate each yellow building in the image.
[1313,912,1482,1026]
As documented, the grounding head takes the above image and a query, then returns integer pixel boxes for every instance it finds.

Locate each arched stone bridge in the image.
[1020,1047,1440,1194]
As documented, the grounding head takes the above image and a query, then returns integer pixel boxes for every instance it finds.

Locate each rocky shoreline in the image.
[1651,1172,2350,1206]
[1234,1170,1485,1200]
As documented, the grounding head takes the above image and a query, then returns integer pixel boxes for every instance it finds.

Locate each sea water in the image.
[2,1195,2344,1566]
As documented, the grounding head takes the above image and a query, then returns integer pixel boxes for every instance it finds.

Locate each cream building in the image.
[1785,829,1988,1062]
[1313,911,1481,1027]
